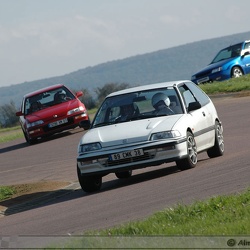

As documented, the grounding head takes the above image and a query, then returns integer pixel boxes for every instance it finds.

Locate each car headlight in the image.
[79,142,102,153]
[191,75,196,81]
[212,67,222,74]
[67,106,84,115]
[150,130,181,141]
[27,120,44,128]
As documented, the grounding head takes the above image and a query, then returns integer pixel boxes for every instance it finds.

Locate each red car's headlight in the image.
[27,120,44,128]
[67,106,84,115]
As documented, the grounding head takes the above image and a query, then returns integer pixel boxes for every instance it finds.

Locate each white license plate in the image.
[48,118,68,128]
[110,149,144,161]
[197,76,209,84]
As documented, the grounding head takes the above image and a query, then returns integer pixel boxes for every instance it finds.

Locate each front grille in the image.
[104,152,155,167]
[196,70,211,78]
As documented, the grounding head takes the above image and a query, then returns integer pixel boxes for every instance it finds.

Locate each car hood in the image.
[80,115,183,147]
[26,99,81,122]
[193,57,237,75]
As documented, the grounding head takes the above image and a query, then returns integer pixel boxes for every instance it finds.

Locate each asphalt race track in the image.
[0,95,250,236]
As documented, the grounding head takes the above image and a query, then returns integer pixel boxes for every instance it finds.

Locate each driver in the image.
[116,103,138,122]
[54,90,68,103]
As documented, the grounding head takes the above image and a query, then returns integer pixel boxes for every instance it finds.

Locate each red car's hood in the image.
[26,99,82,122]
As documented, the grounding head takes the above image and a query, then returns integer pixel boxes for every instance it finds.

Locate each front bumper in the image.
[192,70,231,84]
[77,138,187,176]
[27,113,89,139]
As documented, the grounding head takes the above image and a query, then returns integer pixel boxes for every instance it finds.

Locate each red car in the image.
[16,84,89,144]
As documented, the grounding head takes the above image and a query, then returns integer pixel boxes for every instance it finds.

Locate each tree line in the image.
[0,82,130,128]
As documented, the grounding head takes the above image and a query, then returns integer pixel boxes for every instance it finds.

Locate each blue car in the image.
[191,40,250,84]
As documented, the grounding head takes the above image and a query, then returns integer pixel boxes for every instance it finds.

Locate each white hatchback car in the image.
[77,80,224,192]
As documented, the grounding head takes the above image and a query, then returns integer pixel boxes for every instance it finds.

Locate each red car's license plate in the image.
[48,118,68,128]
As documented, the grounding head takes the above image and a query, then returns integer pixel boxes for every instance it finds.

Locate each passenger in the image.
[152,92,174,115]
[30,101,41,113]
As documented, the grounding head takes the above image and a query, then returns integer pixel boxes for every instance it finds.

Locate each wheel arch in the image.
[215,117,222,127]
[230,65,244,77]
[186,127,193,135]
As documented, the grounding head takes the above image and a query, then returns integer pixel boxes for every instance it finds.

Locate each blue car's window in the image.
[211,43,243,64]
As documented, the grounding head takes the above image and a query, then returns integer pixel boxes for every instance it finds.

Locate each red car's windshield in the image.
[24,87,75,115]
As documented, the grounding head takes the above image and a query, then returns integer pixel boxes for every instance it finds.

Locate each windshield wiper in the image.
[130,114,156,120]
[92,122,114,128]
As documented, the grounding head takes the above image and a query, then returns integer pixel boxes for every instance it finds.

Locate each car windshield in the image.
[92,87,183,128]
[211,43,243,64]
[24,87,75,115]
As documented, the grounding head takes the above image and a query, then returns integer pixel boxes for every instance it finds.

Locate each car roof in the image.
[107,80,190,97]
[223,40,250,49]
[24,84,65,98]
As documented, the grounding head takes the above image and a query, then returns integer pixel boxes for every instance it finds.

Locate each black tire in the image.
[77,167,102,192]
[231,66,243,78]
[115,170,132,179]
[207,121,224,158]
[22,128,36,145]
[176,131,197,170]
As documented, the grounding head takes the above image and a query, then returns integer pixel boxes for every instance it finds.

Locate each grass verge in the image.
[199,74,250,94]
[0,186,16,201]
[99,189,250,235]
[0,125,23,143]
[47,189,250,249]
[0,129,23,143]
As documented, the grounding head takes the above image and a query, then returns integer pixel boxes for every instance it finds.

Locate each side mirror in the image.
[244,51,250,56]
[76,91,83,98]
[188,101,201,112]
[241,50,250,57]
[80,120,91,130]
[16,111,23,116]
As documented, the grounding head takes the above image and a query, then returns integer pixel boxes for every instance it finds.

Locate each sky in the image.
[0,0,250,88]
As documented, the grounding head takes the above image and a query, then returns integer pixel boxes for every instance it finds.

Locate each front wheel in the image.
[77,167,102,193]
[207,121,224,158]
[115,170,132,179]
[22,128,36,145]
[176,131,197,171]
[231,66,243,78]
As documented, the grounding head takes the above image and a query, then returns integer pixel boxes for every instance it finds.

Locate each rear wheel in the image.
[176,131,197,170]
[207,121,224,158]
[115,170,132,179]
[231,66,243,78]
[77,167,102,192]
